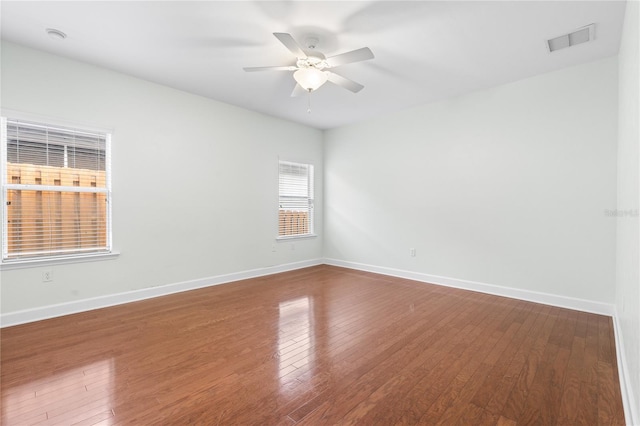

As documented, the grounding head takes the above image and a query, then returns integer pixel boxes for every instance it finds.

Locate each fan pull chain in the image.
[307,88,312,114]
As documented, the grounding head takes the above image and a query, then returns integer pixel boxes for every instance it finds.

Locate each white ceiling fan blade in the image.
[327,72,364,93]
[243,65,297,72]
[290,84,309,97]
[326,47,374,67]
[273,32,307,59]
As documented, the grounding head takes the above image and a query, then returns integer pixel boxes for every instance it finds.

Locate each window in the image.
[278,160,314,237]
[1,118,111,261]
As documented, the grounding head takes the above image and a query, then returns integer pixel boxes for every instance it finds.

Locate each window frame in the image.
[277,159,316,240]
[0,115,115,266]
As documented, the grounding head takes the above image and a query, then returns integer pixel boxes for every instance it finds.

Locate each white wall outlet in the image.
[410,248,416,257]
[42,269,53,282]
[271,244,276,252]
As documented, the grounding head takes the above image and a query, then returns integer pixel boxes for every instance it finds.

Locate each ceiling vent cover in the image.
[547,24,595,53]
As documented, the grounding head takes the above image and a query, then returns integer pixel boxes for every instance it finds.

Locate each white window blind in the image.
[278,160,314,237]
[1,118,112,261]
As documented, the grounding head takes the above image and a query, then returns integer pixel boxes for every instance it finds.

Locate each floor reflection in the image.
[277,296,315,384]
[2,358,115,425]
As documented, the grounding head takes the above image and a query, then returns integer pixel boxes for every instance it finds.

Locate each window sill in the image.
[276,234,318,241]
[0,251,120,270]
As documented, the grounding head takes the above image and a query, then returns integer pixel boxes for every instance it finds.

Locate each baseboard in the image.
[612,312,639,426]
[0,256,616,324]
[3,257,631,423]
[326,259,635,424]
[0,258,323,328]
[323,258,615,316]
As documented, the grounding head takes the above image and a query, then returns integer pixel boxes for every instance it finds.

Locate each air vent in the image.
[547,24,595,53]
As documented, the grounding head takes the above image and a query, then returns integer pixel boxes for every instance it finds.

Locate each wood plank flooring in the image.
[1,265,626,425]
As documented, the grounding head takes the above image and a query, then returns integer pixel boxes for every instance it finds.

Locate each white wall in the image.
[616,0,640,423]
[324,56,619,305]
[0,41,323,314]
[0,19,634,420]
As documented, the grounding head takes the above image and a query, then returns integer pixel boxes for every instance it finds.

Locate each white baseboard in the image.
[612,312,639,426]
[2,257,616,323]
[3,257,632,423]
[323,258,615,316]
[325,259,637,424]
[0,258,323,328]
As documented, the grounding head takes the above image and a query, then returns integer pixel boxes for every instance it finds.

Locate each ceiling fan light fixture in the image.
[293,68,328,91]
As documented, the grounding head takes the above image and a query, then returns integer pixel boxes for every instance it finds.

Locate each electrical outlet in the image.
[42,270,53,282]
[271,244,276,252]
[410,248,416,257]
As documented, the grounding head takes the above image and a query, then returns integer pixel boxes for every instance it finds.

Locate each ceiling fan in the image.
[243,33,374,96]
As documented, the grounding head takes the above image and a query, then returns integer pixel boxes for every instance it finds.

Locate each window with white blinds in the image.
[1,118,112,261]
[278,160,314,237]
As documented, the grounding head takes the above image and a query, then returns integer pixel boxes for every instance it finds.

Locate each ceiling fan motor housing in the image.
[297,55,328,71]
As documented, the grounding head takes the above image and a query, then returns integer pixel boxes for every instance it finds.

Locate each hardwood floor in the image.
[1,265,625,425]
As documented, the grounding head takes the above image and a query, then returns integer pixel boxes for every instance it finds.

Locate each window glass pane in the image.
[279,161,313,237]
[3,118,111,260]
[6,121,106,171]
[5,189,108,259]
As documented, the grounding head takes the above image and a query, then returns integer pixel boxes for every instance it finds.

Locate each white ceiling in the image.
[0,1,627,130]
